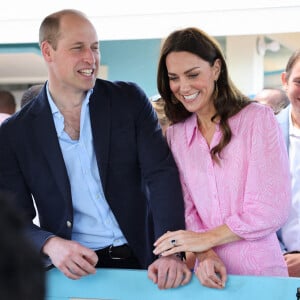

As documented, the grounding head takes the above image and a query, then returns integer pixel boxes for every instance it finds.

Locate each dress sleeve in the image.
[225,106,291,240]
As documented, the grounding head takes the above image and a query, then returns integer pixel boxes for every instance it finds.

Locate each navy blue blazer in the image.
[0,79,185,268]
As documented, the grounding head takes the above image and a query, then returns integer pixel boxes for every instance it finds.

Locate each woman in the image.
[153,27,291,288]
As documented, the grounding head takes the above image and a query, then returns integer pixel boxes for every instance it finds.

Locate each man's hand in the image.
[148,255,192,289]
[42,236,98,279]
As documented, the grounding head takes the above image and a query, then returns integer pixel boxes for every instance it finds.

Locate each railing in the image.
[46,268,300,300]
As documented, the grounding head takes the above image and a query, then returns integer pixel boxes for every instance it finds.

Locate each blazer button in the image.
[66,221,72,228]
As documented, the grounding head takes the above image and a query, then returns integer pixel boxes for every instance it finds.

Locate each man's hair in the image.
[39,9,87,49]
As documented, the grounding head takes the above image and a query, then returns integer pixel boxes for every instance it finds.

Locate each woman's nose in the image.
[179,79,191,93]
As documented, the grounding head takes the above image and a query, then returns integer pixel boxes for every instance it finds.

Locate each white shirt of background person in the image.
[281,113,300,251]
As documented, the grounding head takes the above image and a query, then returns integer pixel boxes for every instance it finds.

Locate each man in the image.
[0,90,16,124]
[254,87,289,115]
[0,9,191,289]
[276,49,300,277]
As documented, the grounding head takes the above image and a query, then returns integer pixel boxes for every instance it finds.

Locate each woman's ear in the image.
[213,58,221,80]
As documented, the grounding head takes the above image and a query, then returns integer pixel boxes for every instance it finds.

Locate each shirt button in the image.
[66,221,72,228]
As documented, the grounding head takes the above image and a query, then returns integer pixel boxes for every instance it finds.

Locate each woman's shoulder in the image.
[234,102,274,122]
[229,102,276,134]
[243,101,273,114]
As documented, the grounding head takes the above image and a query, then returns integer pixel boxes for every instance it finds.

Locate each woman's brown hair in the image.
[157,27,251,161]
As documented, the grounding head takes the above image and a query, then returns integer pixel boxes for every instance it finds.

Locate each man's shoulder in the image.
[95,78,142,92]
[276,105,290,124]
[93,79,148,106]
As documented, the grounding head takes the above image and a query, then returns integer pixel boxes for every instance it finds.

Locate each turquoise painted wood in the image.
[46,268,300,300]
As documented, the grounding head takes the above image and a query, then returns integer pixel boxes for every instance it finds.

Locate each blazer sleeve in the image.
[0,113,58,252]
[131,84,186,238]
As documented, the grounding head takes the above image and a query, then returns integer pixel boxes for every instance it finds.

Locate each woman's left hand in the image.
[194,249,227,289]
[153,230,212,257]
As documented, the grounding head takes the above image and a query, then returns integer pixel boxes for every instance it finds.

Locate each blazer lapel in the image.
[89,84,110,193]
[31,91,71,203]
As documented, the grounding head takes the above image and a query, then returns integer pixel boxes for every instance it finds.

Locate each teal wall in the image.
[101,39,162,98]
[0,39,162,98]
[0,37,226,99]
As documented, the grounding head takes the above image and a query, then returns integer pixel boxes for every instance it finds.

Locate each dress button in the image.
[66,221,72,228]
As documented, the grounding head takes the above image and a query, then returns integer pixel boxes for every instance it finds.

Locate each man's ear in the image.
[281,72,287,88]
[41,41,53,62]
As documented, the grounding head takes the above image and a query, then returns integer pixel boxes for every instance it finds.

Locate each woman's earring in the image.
[214,80,219,99]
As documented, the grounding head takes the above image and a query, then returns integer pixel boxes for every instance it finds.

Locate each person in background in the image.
[276,49,300,277]
[0,191,45,300]
[150,96,170,136]
[0,90,16,124]
[20,84,43,108]
[152,27,291,289]
[254,87,289,115]
[0,9,191,289]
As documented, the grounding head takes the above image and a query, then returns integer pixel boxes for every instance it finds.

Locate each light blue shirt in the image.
[46,85,127,250]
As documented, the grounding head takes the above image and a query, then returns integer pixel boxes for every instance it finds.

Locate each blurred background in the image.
[0,0,299,107]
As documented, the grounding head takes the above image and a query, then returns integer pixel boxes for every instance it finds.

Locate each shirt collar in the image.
[46,82,93,115]
[186,114,199,146]
[46,82,93,137]
[185,113,222,146]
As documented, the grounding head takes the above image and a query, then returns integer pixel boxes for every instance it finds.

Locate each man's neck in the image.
[291,108,300,129]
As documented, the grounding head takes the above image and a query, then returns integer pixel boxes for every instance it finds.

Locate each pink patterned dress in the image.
[166,103,290,276]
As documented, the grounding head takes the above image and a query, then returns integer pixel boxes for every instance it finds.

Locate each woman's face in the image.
[282,58,300,114]
[166,51,220,116]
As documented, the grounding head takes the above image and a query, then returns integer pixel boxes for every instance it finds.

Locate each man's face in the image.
[47,14,100,94]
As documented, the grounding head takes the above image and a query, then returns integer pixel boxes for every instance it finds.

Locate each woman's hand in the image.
[153,225,241,257]
[153,230,213,257]
[194,249,227,289]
